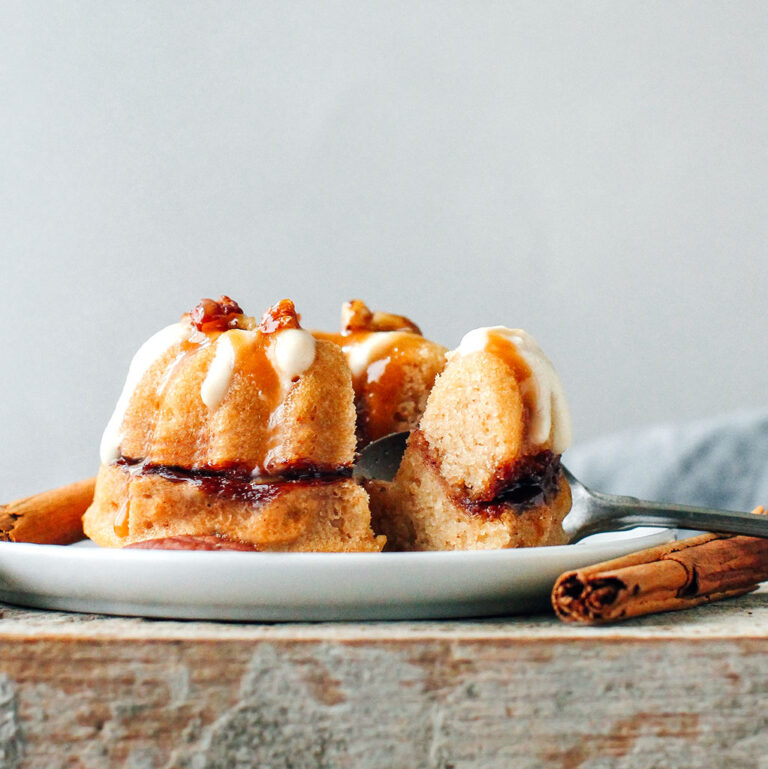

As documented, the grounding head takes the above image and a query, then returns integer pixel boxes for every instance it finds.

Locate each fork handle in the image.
[568,493,768,542]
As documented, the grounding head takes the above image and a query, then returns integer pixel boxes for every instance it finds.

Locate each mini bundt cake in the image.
[313,300,447,446]
[368,327,573,550]
[83,297,384,552]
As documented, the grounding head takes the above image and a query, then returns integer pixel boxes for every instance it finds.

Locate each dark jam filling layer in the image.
[410,432,563,521]
[467,452,562,520]
[482,450,559,503]
[114,458,352,504]
[492,451,561,504]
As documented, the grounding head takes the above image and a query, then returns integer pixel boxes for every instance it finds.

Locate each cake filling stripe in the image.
[114,457,353,483]
[411,431,563,519]
[112,458,353,505]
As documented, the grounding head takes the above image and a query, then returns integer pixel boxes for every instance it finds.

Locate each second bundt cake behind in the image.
[314,300,447,446]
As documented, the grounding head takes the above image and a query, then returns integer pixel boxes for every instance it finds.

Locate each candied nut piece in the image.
[341,299,374,333]
[189,296,246,333]
[341,299,421,335]
[260,299,302,334]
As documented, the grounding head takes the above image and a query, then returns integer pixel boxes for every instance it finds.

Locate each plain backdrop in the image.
[1,1,767,499]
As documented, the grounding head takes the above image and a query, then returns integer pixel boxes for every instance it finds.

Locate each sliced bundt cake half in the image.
[368,327,572,550]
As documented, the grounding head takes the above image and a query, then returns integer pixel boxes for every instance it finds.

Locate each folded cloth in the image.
[567,409,768,511]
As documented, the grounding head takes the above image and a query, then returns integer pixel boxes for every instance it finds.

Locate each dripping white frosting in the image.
[99,322,189,465]
[200,333,236,409]
[270,328,316,387]
[344,331,411,378]
[455,326,572,453]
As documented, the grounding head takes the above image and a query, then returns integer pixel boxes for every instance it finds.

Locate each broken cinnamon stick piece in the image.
[0,477,96,545]
[552,506,768,624]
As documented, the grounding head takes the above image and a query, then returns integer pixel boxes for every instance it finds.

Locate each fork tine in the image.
[561,465,580,488]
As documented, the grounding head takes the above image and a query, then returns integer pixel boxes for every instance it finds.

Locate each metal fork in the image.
[356,432,768,543]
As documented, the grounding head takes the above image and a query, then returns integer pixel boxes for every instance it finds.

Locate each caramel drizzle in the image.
[113,500,130,538]
[480,333,537,450]
[351,333,429,444]
[315,330,431,445]
[220,329,284,470]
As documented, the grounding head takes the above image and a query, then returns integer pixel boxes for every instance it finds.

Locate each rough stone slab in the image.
[0,590,767,767]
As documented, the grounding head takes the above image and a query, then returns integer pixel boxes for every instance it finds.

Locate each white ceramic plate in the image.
[0,528,675,621]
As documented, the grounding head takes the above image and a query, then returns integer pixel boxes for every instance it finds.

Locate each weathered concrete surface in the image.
[1,589,768,768]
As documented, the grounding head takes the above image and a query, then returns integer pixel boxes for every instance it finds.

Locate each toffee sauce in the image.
[355,335,435,445]
[315,330,434,446]
[479,333,537,450]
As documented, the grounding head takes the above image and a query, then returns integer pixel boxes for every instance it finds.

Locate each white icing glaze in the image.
[344,332,411,378]
[200,333,236,409]
[364,357,389,384]
[270,328,316,386]
[455,326,572,453]
[99,322,189,465]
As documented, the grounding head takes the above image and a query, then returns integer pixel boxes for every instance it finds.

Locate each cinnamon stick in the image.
[0,477,96,545]
[552,506,768,623]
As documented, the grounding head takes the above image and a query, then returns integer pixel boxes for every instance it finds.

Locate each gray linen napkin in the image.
[566,409,768,511]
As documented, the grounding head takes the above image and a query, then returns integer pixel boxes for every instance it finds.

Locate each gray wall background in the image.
[1,1,767,499]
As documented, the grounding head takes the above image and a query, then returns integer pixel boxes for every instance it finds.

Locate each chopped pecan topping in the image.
[341,299,421,335]
[341,299,374,333]
[259,299,302,333]
[189,296,245,333]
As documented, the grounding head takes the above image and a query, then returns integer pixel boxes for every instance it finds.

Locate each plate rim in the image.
[0,527,677,621]
[0,526,672,561]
